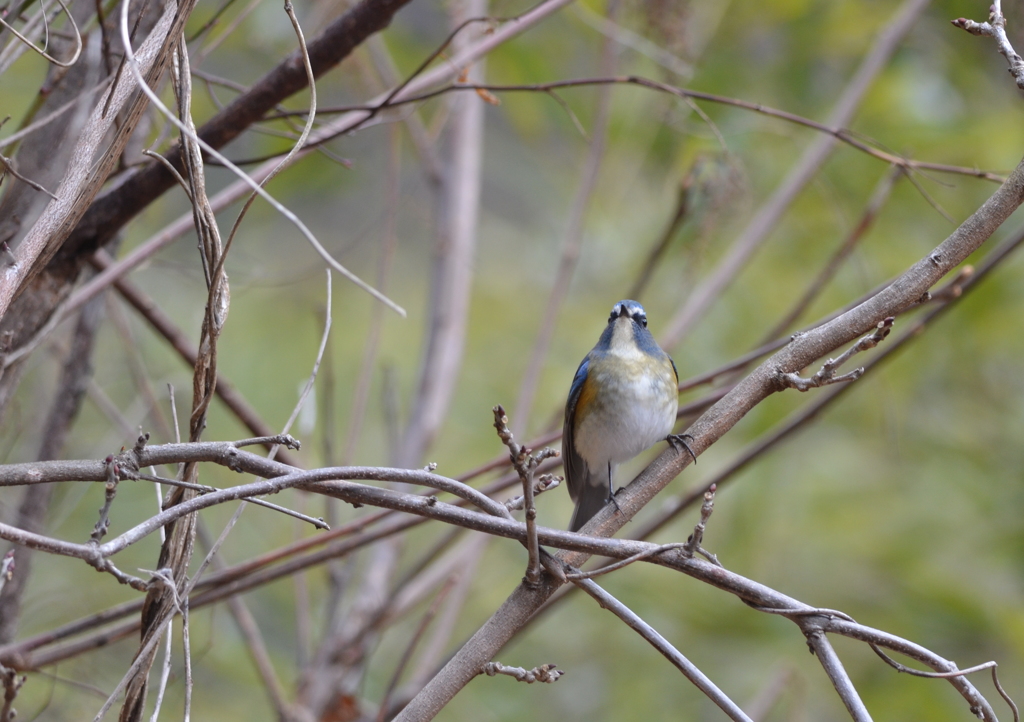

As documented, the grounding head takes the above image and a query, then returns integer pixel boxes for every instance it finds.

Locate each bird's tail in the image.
[569,471,612,532]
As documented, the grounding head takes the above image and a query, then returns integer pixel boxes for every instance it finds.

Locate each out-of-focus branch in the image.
[64,0,417,262]
[628,163,696,301]
[197,524,295,720]
[511,0,617,437]
[301,3,490,714]
[343,126,400,465]
[402,535,485,693]
[0,0,183,320]
[659,0,930,348]
[1,0,576,395]
[392,144,1024,720]
[91,250,300,467]
[758,165,904,343]
[0,283,106,644]
[398,0,487,468]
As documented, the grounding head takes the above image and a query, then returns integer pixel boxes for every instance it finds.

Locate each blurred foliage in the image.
[2,0,1024,719]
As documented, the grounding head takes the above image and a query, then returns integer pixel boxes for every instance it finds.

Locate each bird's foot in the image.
[609,489,623,514]
[666,433,697,464]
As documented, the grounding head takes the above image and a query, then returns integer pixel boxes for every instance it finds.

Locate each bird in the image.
[562,300,695,532]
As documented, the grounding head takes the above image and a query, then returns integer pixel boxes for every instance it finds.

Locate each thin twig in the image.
[953,0,1024,90]
[288,77,1002,184]
[0,151,58,198]
[571,576,751,721]
[0,552,14,597]
[493,405,555,586]
[89,456,120,544]
[480,661,563,683]
[376,577,456,722]
[116,0,405,318]
[0,0,81,67]
[215,0,320,293]
[758,165,904,343]
[511,6,617,437]
[147,617,173,722]
[564,543,688,581]
[779,317,894,391]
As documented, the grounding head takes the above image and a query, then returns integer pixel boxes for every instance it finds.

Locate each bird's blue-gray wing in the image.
[562,355,590,503]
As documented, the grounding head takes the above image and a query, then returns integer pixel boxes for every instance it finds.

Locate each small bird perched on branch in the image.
[563,300,695,532]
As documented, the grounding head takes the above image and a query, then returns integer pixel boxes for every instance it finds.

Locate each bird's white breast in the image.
[572,353,678,467]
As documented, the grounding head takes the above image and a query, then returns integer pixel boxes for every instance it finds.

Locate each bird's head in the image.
[604,300,650,355]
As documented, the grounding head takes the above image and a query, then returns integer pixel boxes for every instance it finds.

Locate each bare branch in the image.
[89,456,120,544]
[274,79,1005,183]
[953,1,1024,90]
[779,317,894,391]
[0,151,58,199]
[0,0,81,68]
[659,0,931,348]
[398,3,487,466]
[799,621,871,722]
[0,434,1006,720]
[394,142,1024,721]
[511,8,617,437]
[572,576,751,721]
[479,661,563,684]
[492,405,557,586]
[0,662,25,722]
[0,552,13,597]
[0,0,183,321]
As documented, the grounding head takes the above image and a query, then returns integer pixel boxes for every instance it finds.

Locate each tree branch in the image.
[393,147,1024,721]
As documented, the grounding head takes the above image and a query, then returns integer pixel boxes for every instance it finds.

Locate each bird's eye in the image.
[636,313,647,328]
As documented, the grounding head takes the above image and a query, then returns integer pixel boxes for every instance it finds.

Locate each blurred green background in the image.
[2,0,1024,719]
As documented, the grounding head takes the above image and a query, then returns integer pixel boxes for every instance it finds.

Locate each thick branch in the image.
[393,149,1024,721]
[0,0,183,319]
[62,0,414,263]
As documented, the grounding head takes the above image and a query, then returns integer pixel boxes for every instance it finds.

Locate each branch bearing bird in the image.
[562,300,694,532]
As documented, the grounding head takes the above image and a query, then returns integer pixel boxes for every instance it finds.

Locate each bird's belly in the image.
[573,370,677,466]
